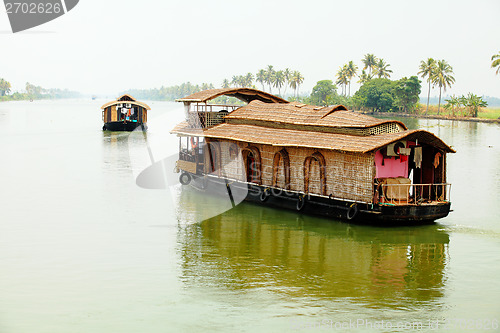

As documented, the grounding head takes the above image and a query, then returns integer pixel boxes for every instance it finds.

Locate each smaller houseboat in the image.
[101,94,150,131]
[171,88,455,224]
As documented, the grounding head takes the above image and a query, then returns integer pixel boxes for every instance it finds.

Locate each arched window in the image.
[241,146,261,184]
[204,141,221,176]
[229,143,239,160]
[272,149,290,189]
[303,152,326,195]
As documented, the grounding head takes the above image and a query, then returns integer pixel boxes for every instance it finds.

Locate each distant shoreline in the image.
[361,111,500,124]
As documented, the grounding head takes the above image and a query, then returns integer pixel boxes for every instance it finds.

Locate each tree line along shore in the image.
[3,51,500,120]
[0,81,80,101]
[124,53,500,120]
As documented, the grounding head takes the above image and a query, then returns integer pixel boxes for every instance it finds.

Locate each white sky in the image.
[1,0,500,98]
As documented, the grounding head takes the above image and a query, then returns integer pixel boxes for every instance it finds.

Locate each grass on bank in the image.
[416,104,500,120]
[477,107,500,119]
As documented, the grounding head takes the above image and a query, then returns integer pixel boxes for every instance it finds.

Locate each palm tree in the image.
[282,68,292,96]
[374,59,392,78]
[432,60,455,115]
[345,61,358,96]
[273,70,285,95]
[362,54,377,76]
[336,66,348,96]
[289,73,297,98]
[418,58,437,115]
[231,75,239,87]
[245,72,254,87]
[357,69,371,85]
[290,71,304,98]
[256,69,266,91]
[491,51,500,75]
[265,65,275,93]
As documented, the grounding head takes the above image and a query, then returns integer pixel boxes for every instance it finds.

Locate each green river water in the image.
[0,100,499,332]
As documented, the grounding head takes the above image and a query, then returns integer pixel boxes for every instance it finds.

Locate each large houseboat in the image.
[171,88,455,224]
[101,94,150,131]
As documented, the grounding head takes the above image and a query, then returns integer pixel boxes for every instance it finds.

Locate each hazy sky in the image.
[1,0,500,98]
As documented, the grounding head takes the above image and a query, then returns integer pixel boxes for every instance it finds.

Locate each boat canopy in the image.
[101,94,151,110]
[175,88,288,104]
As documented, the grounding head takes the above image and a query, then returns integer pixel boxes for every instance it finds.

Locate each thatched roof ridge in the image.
[175,88,288,104]
[224,100,407,130]
[171,122,455,154]
[117,94,136,102]
[101,94,151,110]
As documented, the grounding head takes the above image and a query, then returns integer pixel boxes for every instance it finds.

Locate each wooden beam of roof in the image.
[101,99,151,110]
[175,88,288,104]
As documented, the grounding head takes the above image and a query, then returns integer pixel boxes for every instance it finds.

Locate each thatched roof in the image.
[117,94,136,102]
[171,122,455,154]
[175,88,288,104]
[224,100,407,130]
[101,94,151,110]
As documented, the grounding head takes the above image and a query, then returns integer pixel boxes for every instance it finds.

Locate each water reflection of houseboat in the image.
[171,88,455,224]
[101,94,150,131]
[177,193,449,305]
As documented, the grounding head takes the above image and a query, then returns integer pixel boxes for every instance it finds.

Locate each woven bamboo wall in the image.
[275,154,286,188]
[218,141,245,181]
[213,139,375,203]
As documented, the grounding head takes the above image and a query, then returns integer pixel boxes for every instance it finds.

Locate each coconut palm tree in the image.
[290,71,304,98]
[362,54,378,76]
[296,71,304,97]
[273,70,285,95]
[288,73,298,98]
[418,58,437,115]
[222,79,230,88]
[432,60,455,115]
[345,61,358,96]
[282,68,292,96]
[336,66,348,96]
[245,72,254,87]
[491,51,500,75]
[256,69,266,91]
[265,65,275,93]
[231,75,239,87]
[374,59,392,78]
[357,69,371,85]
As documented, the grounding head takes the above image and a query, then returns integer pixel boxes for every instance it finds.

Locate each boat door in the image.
[246,152,257,183]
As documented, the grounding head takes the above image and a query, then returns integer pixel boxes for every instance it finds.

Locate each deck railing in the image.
[380,183,452,205]
[187,111,229,128]
[191,104,240,113]
[187,104,240,128]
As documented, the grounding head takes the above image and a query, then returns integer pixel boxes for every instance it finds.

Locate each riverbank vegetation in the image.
[0,78,80,101]
[122,51,497,119]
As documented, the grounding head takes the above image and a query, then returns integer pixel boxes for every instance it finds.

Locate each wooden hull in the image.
[103,121,147,132]
[181,172,451,225]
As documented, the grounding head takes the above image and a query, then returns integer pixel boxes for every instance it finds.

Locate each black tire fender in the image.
[179,172,192,185]
[259,189,269,202]
[296,195,306,211]
[347,203,359,220]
